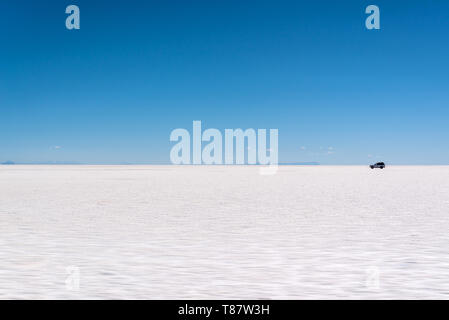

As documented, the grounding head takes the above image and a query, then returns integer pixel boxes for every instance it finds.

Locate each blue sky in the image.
[1,0,448,164]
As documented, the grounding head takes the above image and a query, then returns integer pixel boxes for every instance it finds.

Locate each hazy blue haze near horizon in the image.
[1,0,448,164]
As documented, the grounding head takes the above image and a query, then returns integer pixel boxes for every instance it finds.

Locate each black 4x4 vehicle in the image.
[370,162,385,169]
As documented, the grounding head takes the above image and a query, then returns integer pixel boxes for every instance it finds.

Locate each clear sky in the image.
[1,0,448,164]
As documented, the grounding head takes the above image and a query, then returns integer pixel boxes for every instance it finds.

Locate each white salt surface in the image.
[1,165,449,299]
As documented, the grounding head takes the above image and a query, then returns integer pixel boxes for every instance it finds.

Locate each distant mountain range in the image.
[1,161,320,165]
[279,162,320,165]
[1,161,82,165]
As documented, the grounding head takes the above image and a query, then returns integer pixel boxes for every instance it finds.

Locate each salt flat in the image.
[1,165,449,299]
